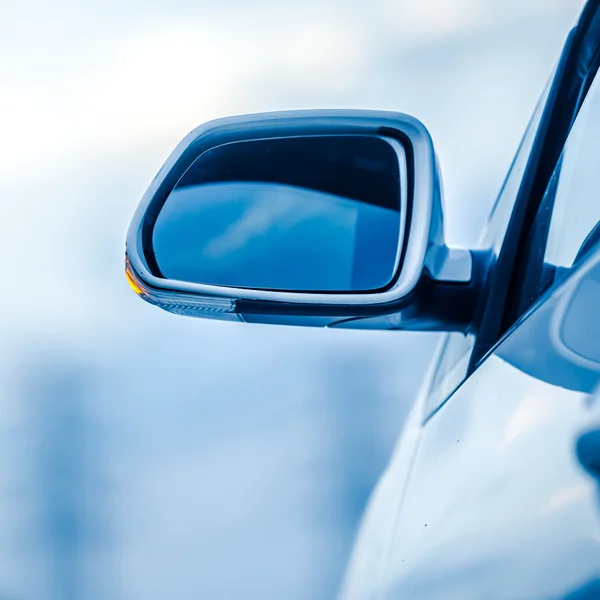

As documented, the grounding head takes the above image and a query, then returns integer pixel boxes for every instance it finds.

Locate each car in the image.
[125,1,600,597]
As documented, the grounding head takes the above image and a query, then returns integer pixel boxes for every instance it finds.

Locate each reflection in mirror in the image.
[497,256,600,393]
[555,261,600,369]
[151,135,403,292]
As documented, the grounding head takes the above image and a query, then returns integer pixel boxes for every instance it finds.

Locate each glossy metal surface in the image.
[342,4,600,595]
[343,251,600,600]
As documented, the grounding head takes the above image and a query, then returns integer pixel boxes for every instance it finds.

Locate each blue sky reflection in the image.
[154,182,400,291]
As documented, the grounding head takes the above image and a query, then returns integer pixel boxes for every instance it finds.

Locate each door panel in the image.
[380,250,600,599]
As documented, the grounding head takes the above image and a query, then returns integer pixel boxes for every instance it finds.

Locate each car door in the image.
[339,2,600,599]
[374,10,600,600]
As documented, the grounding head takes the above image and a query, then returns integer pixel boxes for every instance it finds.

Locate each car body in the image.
[341,2,600,597]
[125,1,600,598]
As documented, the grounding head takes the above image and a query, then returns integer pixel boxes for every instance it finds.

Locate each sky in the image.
[0,0,585,598]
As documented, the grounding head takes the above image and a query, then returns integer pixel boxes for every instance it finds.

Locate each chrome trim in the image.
[425,247,473,283]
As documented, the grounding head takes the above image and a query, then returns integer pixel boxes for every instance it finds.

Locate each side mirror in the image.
[125,110,481,331]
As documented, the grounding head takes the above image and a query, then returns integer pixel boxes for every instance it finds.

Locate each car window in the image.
[545,85,600,268]
[513,66,600,317]
[423,79,551,420]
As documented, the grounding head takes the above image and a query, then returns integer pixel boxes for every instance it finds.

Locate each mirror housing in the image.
[125,110,480,331]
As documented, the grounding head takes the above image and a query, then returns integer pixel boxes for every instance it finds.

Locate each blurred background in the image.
[0,0,584,598]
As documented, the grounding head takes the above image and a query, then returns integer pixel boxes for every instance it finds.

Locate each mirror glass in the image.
[152,135,403,292]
